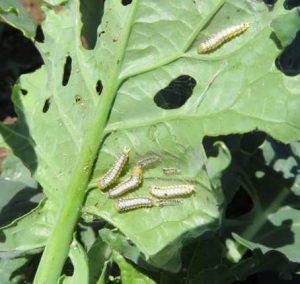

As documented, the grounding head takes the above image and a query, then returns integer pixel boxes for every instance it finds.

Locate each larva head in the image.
[197,44,208,54]
[243,22,250,30]
[132,166,143,176]
[97,180,107,191]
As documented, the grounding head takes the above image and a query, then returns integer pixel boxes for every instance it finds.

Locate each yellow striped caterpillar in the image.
[108,166,143,198]
[197,22,250,54]
[98,149,130,190]
[150,184,194,198]
[115,197,154,212]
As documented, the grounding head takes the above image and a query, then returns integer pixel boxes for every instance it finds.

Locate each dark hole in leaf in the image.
[20,89,28,96]
[240,132,266,153]
[0,25,43,120]
[121,0,132,5]
[96,80,103,95]
[111,261,121,277]
[225,187,254,218]
[61,257,74,277]
[80,0,103,49]
[62,56,72,86]
[35,25,44,43]
[75,95,82,103]
[276,31,300,76]
[42,98,51,113]
[98,30,105,37]
[284,0,300,8]
[263,0,277,5]
[154,75,196,109]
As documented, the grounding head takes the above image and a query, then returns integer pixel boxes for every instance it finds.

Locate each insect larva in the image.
[162,167,181,175]
[197,22,250,54]
[115,197,154,212]
[156,199,183,207]
[108,166,143,198]
[137,155,160,168]
[150,184,194,198]
[98,149,130,190]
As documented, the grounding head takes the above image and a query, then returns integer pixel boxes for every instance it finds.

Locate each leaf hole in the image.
[284,0,300,9]
[62,56,72,86]
[225,187,254,219]
[42,98,51,113]
[121,0,132,5]
[20,89,28,96]
[154,75,196,109]
[75,95,82,103]
[96,80,103,95]
[275,31,300,76]
[263,0,278,5]
[80,0,103,49]
[35,25,44,43]
[98,30,105,37]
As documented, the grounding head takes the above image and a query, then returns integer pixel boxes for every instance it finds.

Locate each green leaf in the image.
[58,239,89,284]
[1,0,300,281]
[87,235,111,284]
[271,8,300,47]
[0,199,55,258]
[0,257,27,284]
[187,236,299,283]
[0,153,41,226]
[0,0,36,38]
[229,139,300,263]
[0,152,49,257]
[112,251,156,284]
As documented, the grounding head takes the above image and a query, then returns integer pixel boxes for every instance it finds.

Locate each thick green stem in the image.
[33,1,138,283]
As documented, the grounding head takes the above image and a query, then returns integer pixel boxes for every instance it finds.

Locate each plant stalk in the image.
[33,1,138,283]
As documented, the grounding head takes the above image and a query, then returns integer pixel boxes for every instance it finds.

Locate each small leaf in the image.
[230,138,300,263]
[58,238,89,284]
[0,0,36,38]
[112,251,156,284]
[271,8,300,47]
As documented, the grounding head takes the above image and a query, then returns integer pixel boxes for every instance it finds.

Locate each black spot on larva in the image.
[284,0,300,9]
[121,0,132,5]
[96,80,103,95]
[21,89,28,96]
[35,25,44,43]
[43,98,51,113]
[75,95,82,103]
[98,30,105,37]
[276,31,300,76]
[154,75,196,109]
[225,187,254,218]
[62,56,72,86]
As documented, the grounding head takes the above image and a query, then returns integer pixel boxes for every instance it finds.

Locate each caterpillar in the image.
[137,154,161,168]
[163,167,181,175]
[150,184,194,198]
[115,197,154,212]
[98,148,130,190]
[197,22,250,54]
[156,199,183,207]
[108,166,143,198]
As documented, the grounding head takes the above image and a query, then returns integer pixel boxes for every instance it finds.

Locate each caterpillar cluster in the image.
[197,22,250,54]
[98,149,195,213]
